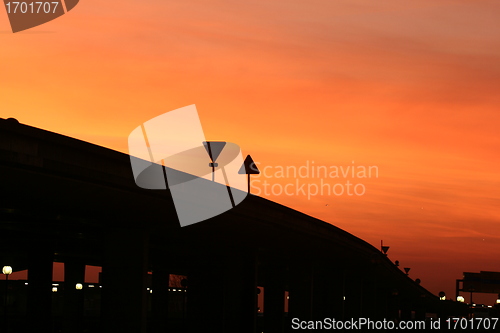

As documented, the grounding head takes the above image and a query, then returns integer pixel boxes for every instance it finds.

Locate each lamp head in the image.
[2,266,12,275]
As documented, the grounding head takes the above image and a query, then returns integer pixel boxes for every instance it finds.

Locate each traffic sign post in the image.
[238,155,260,194]
[203,141,226,182]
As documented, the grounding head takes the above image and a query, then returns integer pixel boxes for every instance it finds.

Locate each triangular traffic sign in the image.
[203,141,226,162]
[238,155,260,174]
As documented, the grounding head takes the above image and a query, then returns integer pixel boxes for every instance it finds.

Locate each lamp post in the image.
[3,266,13,333]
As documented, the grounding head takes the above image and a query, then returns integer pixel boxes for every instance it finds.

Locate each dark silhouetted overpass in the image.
[0,118,466,333]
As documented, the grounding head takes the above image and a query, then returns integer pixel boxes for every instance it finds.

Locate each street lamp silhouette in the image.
[3,266,12,332]
[403,267,411,275]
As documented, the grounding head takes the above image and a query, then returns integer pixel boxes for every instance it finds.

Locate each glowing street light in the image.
[457,296,465,302]
[75,283,83,290]
[3,266,13,332]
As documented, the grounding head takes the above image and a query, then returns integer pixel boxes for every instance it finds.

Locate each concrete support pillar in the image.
[101,228,149,333]
[400,298,412,321]
[287,262,313,332]
[151,267,170,333]
[361,273,378,319]
[388,290,400,321]
[329,267,346,320]
[312,265,329,319]
[343,270,363,319]
[414,301,426,321]
[372,287,390,320]
[63,261,86,333]
[222,252,258,333]
[187,265,224,333]
[312,265,341,320]
[27,247,53,333]
[263,265,285,333]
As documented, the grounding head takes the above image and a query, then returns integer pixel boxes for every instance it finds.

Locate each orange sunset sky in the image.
[1,0,500,303]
